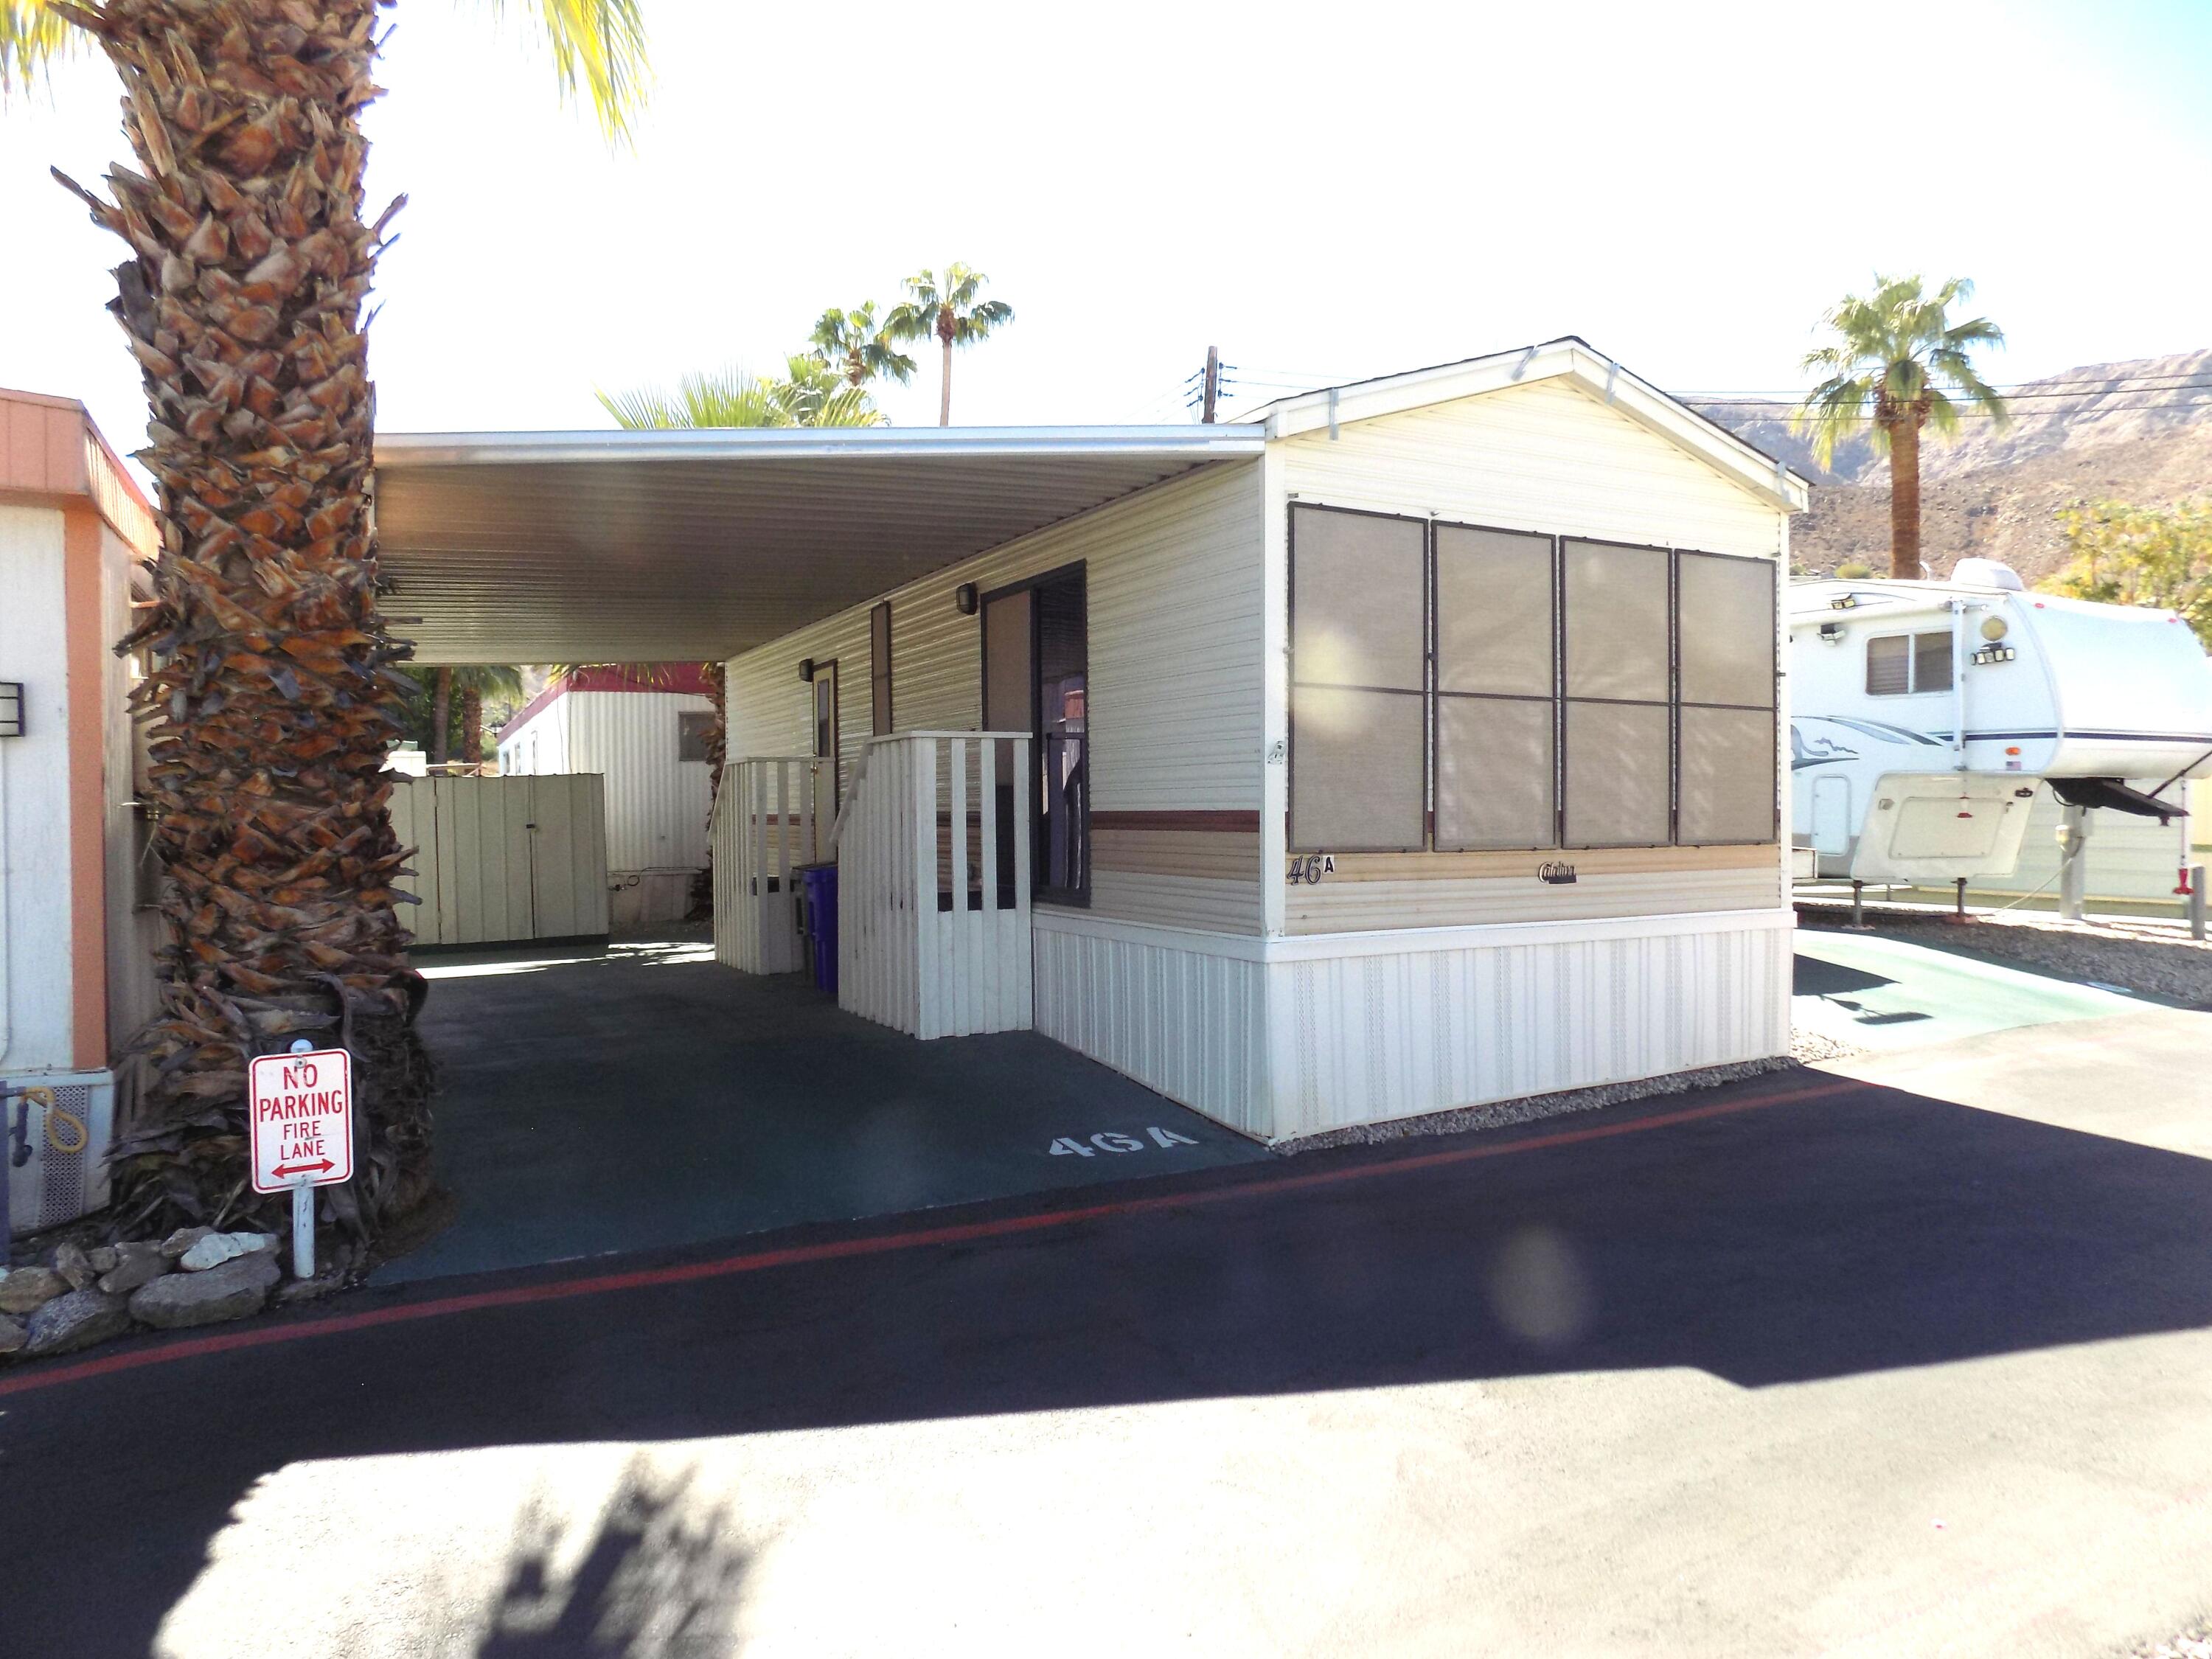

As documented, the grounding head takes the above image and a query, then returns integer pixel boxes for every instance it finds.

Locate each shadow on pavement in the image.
[7,1070,2212,1655]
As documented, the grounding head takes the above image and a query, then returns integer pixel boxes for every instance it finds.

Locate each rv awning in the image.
[372,425,1265,665]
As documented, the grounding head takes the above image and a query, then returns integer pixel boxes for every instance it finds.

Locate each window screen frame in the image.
[1287,502,1431,854]
[869,601,893,735]
[1672,547,1778,847]
[1559,536,1678,850]
[1430,519,1561,853]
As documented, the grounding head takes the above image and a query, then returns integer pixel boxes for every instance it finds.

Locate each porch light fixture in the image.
[1817,622,1844,644]
[1829,594,1858,610]
[0,681,22,738]
[798,658,816,683]
[955,582,978,616]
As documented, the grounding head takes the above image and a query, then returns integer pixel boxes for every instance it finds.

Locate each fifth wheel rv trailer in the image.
[1789,558,2212,892]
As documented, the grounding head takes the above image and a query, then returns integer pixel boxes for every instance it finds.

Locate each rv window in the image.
[1289,505,1427,851]
[676,710,714,763]
[1865,630,1954,696]
[1865,635,1913,695]
[1913,631,1954,695]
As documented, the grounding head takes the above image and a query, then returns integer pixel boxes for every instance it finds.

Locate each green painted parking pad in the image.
[1793,930,2147,1053]
[377,933,1272,1285]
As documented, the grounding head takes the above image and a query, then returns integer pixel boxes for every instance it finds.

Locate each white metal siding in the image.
[564,690,714,872]
[0,504,75,1072]
[1259,909,1793,1141]
[725,461,1268,931]
[1281,378,1784,560]
[392,774,611,947]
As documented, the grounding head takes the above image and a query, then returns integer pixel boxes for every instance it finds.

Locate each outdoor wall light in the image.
[0,681,22,739]
[955,582,979,616]
[1817,622,1844,644]
[1829,594,1858,610]
[798,658,816,683]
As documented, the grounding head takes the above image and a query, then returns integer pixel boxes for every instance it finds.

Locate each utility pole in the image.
[1200,345,1221,424]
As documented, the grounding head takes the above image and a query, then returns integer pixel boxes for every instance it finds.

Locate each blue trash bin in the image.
[799,863,839,998]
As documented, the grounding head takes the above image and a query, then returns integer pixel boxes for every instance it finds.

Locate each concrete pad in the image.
[1820,1004,2212,1159]
[384,933,1269,1284]
[1793,929,2149,1052]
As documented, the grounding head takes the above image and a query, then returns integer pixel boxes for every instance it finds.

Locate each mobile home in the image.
[496,664,717,927]
[713,341,1806,1140]
[0,390,161,1237]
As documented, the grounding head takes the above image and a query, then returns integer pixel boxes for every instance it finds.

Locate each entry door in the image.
[1812,774,1852,857]
[981,569,1089,903]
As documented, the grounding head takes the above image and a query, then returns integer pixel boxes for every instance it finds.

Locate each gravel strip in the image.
[1273,1053,1805,1157]
[1799,902,2212,1005]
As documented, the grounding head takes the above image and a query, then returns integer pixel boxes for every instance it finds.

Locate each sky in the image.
[3,0,2210,461]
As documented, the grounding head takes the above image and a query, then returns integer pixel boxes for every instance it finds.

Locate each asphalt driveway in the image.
[7,1035,2211,1658]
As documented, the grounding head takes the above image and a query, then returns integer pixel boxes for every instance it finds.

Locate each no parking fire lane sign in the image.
[248,1048,355,1195]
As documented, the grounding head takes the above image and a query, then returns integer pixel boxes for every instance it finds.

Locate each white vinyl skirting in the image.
[1034,908,1794,1144]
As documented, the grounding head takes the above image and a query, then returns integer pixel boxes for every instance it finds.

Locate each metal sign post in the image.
[248,1043,355,1281]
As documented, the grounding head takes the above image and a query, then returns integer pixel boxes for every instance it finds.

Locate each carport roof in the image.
[374,423,1265,665]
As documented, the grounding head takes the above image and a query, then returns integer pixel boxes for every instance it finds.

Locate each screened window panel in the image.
[1564,540,1670,701]
[1679,707,1776,844]
[1677,552,1775,709]
[1563,701,1671,847]
[1435,525,1554,697]
[1290,686,1425,851]
[1436,697,1556,850]
[1291,506,1426,691]
[1914,630,1954,694]
[1865,634,1911,695]
[675,711,714,763]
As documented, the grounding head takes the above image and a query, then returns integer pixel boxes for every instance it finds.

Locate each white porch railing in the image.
[838,731,1033,1040]
[712,757,823,974]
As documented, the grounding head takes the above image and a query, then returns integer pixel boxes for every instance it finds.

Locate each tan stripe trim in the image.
[1091,810,1260,833]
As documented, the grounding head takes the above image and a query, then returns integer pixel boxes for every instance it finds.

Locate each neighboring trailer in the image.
[498,666,716,927]
[0,389,161,1237]
[722,341,1804,1141]
[1789,562,2212,886]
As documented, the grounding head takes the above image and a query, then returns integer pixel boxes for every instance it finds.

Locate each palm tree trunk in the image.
[431,667,453,766]
[459,684,483,766]
[1889,411,1924,580]
[66,0,434,1245]
[939,338,953,426]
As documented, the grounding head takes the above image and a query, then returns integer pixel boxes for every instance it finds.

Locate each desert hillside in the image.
[1693,349,2212,582]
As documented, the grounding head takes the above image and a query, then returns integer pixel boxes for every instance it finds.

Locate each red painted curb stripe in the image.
[0,1077,1852,1400]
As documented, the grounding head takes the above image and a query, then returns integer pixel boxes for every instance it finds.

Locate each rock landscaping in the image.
[0,1228,297,1365]
[1798,900,2212,1005]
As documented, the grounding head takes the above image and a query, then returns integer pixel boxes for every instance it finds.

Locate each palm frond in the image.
[482,0,652,143]
[1794,271,2006,455]
[1,0,81,94]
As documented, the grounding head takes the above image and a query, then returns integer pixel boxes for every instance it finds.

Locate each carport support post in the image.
[292,1185,313,1281]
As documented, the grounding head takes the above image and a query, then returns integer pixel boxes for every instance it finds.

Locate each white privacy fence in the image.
[838,731,1033,1040]
[712,757,823,974]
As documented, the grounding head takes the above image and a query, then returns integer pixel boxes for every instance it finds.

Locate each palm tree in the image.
[810,302,916,389]
[885,264,1013,425]
[1,1,647,1245]
[596,355,885,431]
[453,664,524,765]
[1794,274,2008,580]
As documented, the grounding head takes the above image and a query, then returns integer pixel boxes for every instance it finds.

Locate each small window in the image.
[870,602,893,735]
[1866,630,1953,696]
[676,710,714,762]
